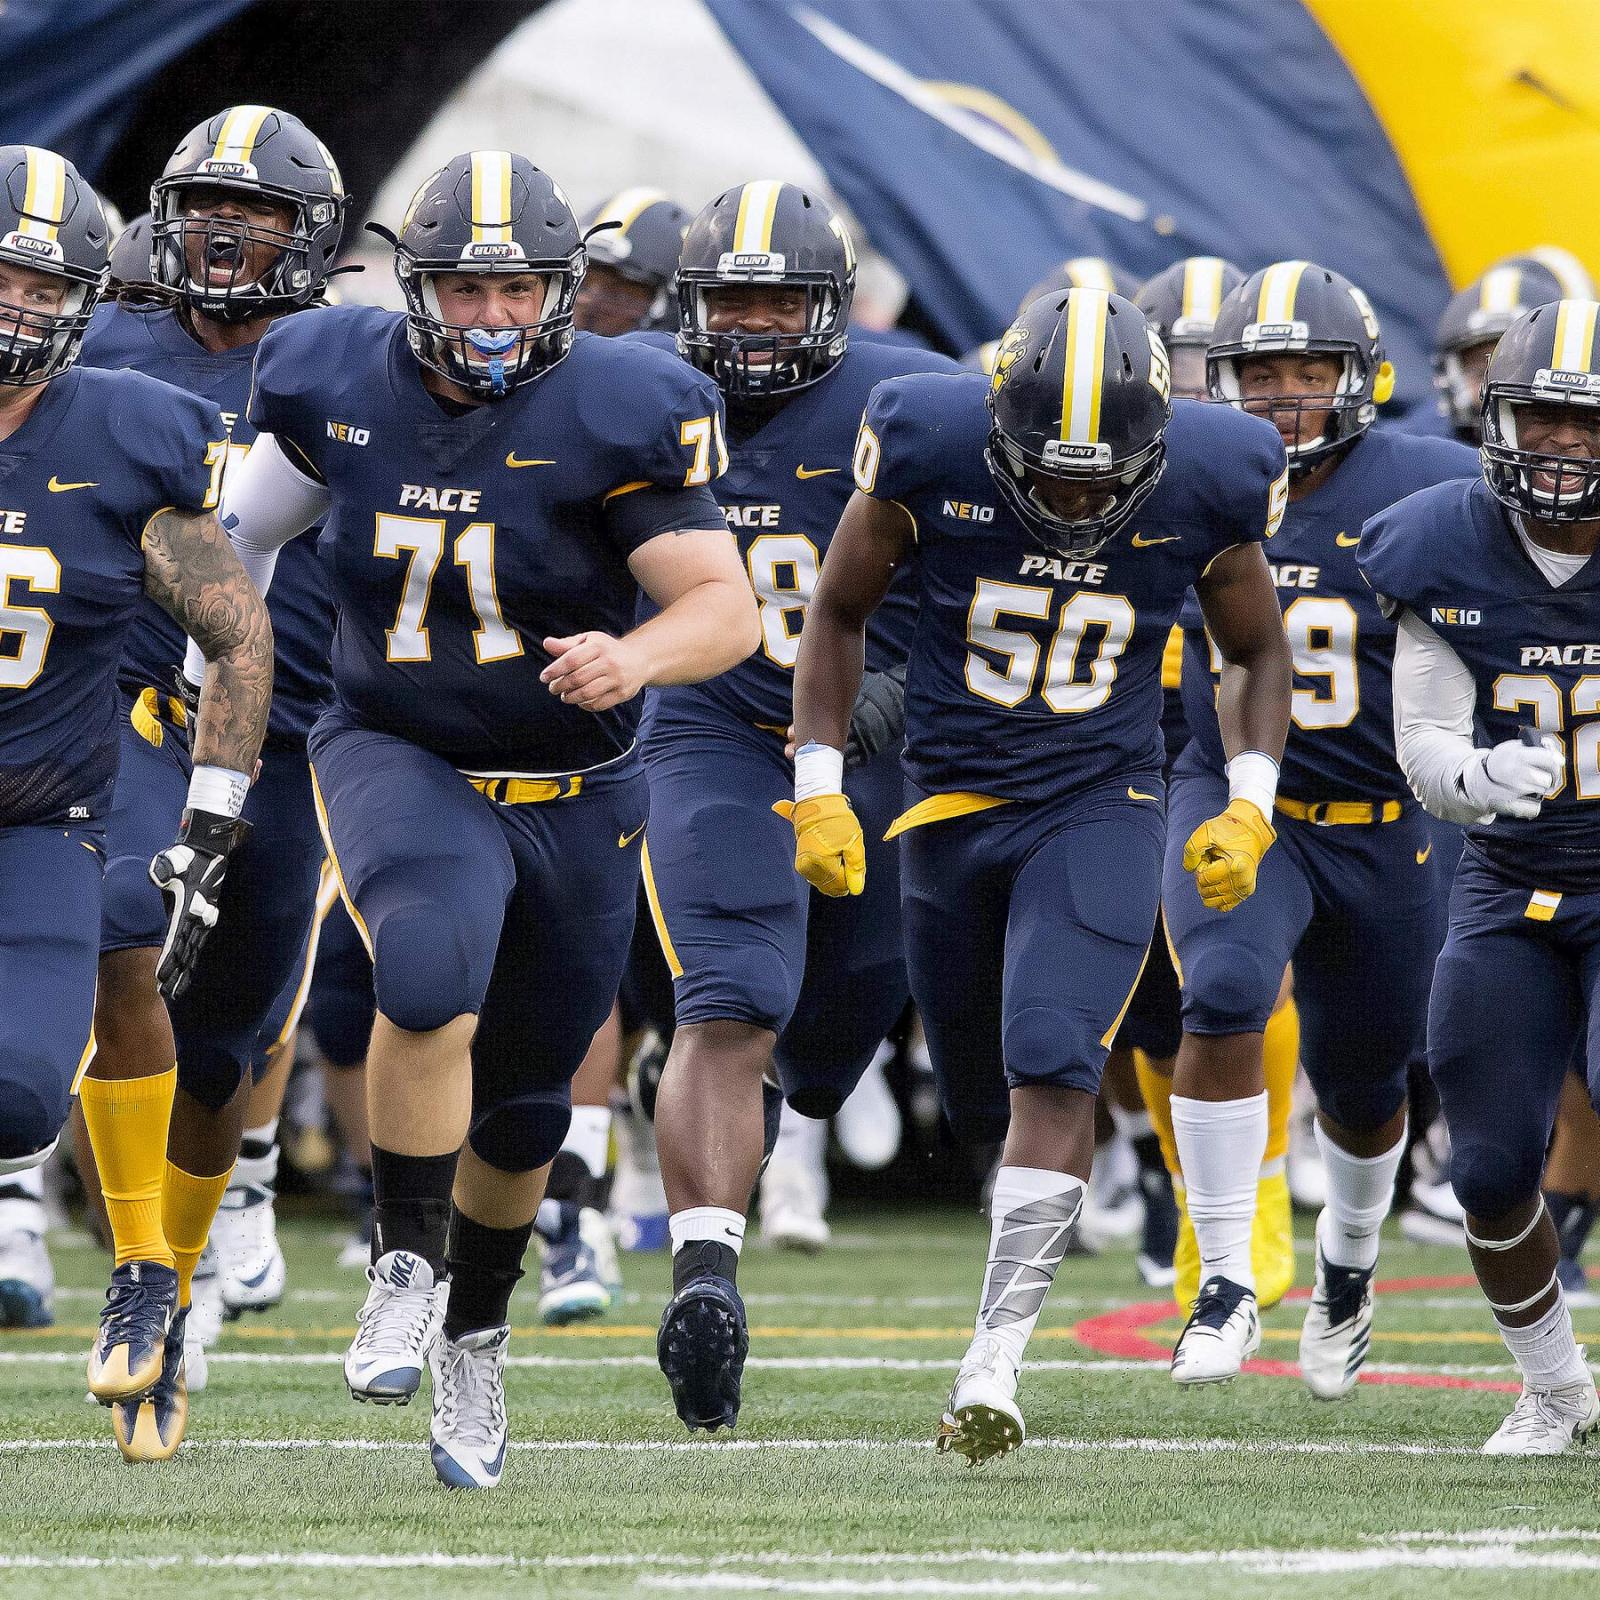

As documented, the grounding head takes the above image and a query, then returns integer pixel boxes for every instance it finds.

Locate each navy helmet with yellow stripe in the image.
[1434,261,1565,441]
[0,144,110,387]
[676,179,855,399]
[1019,255,1138,315]
[1482,298,1600,523]
[985,288,1171,557]
[578,188,690,333]
[151,106,345,323]
[1134,256,1246,400]
[388,150,585,400]
[1208,259,1393,480]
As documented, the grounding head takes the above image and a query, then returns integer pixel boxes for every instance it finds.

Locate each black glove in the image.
[171,666,201,754]
[843,663,908,768]
[149,808,251,1001]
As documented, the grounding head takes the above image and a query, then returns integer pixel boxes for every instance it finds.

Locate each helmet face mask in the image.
[0,145,109,387]
[150,108,344,324]
[676,181,854,400]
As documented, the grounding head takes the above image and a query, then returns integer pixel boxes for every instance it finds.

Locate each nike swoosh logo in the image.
[1416,843,1432,865]
[47,476,97,492]
[795,465,840,480]
[1335,532,1360,547]
[1130,532,1180,548]
[618,821,647,848]
[1127,787,1158,802]
[506,454,557,469]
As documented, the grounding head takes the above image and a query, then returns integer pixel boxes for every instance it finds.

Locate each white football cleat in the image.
[936,1335,1024,1465]
[1287,1100,1327,1211]
[760,1157,831,1252]
[344,1250,445,1404]
[184,1241,225,1395]
[0,1203,54,1329]
[212,1179,287,1315]
[833,1043,902,1172]
[430,1324,510,1489]
[1298,1214,1375,1400]
[1482,1375,1600,1455]
[1171,1275,1260,1385]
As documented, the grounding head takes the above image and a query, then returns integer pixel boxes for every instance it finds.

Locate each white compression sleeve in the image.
[183,432,330,686]
[1391,609,1495,826]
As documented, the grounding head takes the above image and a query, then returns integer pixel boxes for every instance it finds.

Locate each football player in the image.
[0,145,271,1429]
[1361,297,1600,1452]
[1131,256,1301,1307]
[636,180,958,1432]
[1164,263,1479,1394]
[207,150,756,1488]
[575,188,690,336]
[791,287,1292,1461]
[74,108,344,1456]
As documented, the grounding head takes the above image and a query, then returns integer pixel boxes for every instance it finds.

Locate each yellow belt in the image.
[1274,795,1402,826]
[884,791,1011,840]
[130,687,188,749]
[466,775,584,805]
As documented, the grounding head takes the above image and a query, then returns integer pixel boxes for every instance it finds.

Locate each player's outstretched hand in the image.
[541,632,647,712]
[1463,735,1563,820]
[774,794,866,897]
[149,810,252,1001]
[1183,797,1276,913]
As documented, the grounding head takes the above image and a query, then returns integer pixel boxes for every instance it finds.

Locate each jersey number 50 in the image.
[964,580,1134,712]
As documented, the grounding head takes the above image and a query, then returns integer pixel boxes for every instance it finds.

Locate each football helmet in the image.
[389,150,584,400]
[676,179,854,398]
[0,144,109,386]
[985,288,1170,557]
[1497,246,1594,301]
[1019,255,1137,313]
[1434,261,1564,441]
[1134,256,1246,400]
[578,188,690,333]
[1481,298,1600,524]
[150,106,345,323]
[1209,260,1393,479]
[107,211,157,292]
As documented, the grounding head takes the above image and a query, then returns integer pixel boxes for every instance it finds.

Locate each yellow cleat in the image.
[1172,1170,1297,1315]
[111,1308,189,1462]
[87,1261,179,1403]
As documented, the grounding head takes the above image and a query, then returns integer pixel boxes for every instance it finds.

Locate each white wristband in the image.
[188,764,249,819]
[794,742,845,802]
[1226,750,1279,819]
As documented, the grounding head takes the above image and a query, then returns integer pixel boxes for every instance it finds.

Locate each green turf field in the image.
[4,1206,1598,1600]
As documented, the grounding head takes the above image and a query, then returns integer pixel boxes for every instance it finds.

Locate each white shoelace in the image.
[353,1282,437,1357]
[435,1340,507,1447]
[1500,1386,1587,1440]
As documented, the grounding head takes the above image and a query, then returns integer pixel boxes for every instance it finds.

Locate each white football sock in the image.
[1316,1119,1404,1271]
[773,1102,827,1175]
[974,1166,1085,1371]
[563,1105,613,1182]
[1497,1289,1591,1391]
[234,1119,279,1189]
[1171,1091,1267,1290]
[0,1161,46,1234]
[669,1206,746,1258]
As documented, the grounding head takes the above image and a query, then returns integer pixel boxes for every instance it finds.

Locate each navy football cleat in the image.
[657,1273,749,1432]
[112,1306,189,1462]
[88,1261,179,1403]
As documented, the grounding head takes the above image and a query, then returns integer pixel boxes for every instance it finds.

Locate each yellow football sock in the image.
[163,1161,233,1308]
[1133,1051,1179,1174]
[1262,997,1299,1167]
[79,1067,177,1269]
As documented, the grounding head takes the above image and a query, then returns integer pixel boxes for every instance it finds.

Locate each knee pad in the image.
[175,1037,252,1112]
[673,940,797,1035]
[1312,1069,1408,1137]
[372,903,477,1033]
[468,1086,572,1173]
[1001,1003,1104,1096]
[0,1061,67,1166]
[100,855,166,951]
[936,1067,1011,1147]
[1449,1133,1544,1223]
[1179,937,1278,1036]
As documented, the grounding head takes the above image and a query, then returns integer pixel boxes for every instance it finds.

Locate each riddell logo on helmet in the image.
[1535,367,1600,393]
[1042,440,1111,466]
[197,159,256,180]
[462,242,524,262]
[2,232,58,260]
[717,250,786,274]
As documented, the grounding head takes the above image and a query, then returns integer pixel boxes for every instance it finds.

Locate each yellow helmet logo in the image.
[990,322,1030,394]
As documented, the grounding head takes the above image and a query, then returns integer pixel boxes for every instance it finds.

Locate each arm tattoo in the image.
[143,506,274,774]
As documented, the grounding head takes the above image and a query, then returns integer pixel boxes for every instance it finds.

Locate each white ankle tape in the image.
[1489,1268,1560,1317]
[1466,1199,1546,1253]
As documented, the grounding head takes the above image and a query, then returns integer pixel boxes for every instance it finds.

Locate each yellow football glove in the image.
[1182,797,1276,913]
[773,794,865,897]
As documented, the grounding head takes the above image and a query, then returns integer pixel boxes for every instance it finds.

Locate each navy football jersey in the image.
[858,376,1287,802]
[632,335,959,727]
[1179,427,1479,799]
[249,305,726,774]
[0,366,224,825]
[81,301,334,741]
[1361,477,1600,891]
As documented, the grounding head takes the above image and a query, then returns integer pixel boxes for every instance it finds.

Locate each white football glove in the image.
[1460,734,1563,820]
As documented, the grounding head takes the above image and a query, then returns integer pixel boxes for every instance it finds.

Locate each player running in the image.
[0,145,272,1450]
[1165,263,1478,1395]
[207,150,756,1488]
[639,181,958,1433]
[791,287,1292,1462]
[1362,298,1600,1453]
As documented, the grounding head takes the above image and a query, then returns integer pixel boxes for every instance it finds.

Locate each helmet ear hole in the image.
[1373,360,1395,406]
